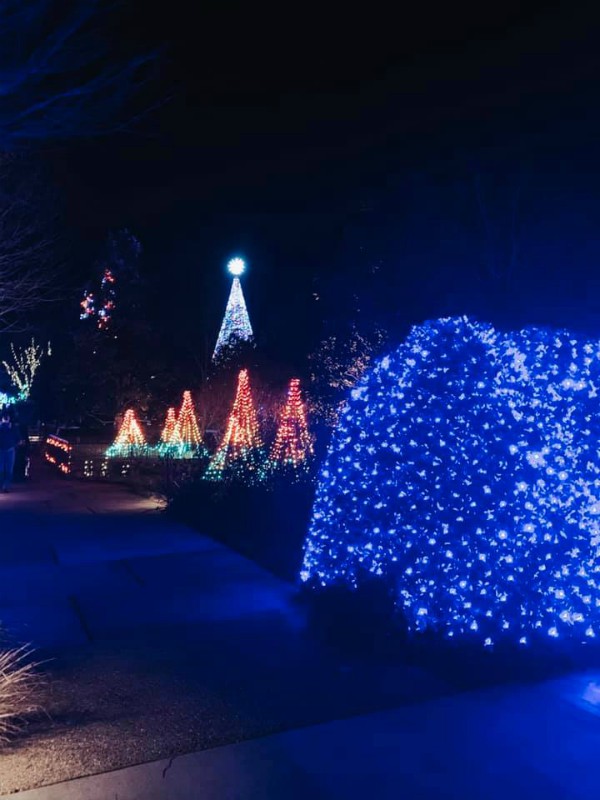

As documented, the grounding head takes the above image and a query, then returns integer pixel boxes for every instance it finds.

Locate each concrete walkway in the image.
[6,672,600,800]
[0,470,447,795]
[0,476,293,649]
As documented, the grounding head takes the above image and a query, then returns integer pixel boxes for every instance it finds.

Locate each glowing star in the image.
[300,316,600,646]
[227,257,246,276]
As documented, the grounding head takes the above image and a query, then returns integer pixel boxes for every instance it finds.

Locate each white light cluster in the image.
[213,274,254,362]
[301,316,600,645]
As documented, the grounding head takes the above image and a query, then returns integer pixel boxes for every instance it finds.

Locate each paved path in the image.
[0,470,447,795]
[5,471,599,798]
[6,672,600,800]
[0,475,293,649]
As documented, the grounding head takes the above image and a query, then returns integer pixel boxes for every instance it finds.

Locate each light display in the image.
[80,268,117,330]
[155,406,184,456]
[301,316,600,646]
[2,338,45,399]
[175,390,206,454]
[0,391,17,407]
[106,409,147,456]
[80,291,95,320]
[97,268,116,330]
[212,261,254,362]
[205,369,265,481]
[268,378,314,476]
[309,324,387,425]
[227,257,246,277]
[45,435,72,475]
[155,396,206,459]
[161,407,181,445]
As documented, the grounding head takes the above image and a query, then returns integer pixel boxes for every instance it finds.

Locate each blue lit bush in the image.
[301,317,600,646]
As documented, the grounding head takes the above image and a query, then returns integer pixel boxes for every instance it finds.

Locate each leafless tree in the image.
[0,0,156,147]
[0,158,57,333]
[309,323,387,424]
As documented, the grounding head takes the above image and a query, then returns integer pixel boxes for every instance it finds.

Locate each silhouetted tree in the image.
[0,158,56,332]
[0,0,155,148]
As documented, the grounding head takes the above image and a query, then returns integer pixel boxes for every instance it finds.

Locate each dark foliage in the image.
[0,0,157,147]
[168,476,315,581]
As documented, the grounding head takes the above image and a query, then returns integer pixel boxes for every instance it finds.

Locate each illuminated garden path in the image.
[0,467,447,796]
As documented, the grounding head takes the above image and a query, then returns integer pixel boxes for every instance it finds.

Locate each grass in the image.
[0,644,43,742]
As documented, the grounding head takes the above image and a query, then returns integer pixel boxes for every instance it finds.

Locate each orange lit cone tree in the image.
[156,406,184,456]
[161,407,180,444]
[268,378,314,479]
[106,409,147,456]
[175,390,207,457]
[204,369,265,482]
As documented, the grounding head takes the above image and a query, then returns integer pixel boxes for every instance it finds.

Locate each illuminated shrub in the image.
[301,317,600,645]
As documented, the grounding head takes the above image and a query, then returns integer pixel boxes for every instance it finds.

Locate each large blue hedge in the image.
[301,317,600,645]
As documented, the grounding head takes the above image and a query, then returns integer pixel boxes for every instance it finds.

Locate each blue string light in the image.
[301,316,600,646]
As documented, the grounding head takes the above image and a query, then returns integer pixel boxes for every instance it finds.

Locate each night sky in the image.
[46,3,600,360]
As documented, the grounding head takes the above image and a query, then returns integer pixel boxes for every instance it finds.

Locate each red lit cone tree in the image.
[204,369,265,482]
[268,378,313,478]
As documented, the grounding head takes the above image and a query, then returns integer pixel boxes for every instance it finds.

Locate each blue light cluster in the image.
[0,391,17,407]
[301,316,600,645]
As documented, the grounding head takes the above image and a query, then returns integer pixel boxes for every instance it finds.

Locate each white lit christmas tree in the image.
[213,258,254,362]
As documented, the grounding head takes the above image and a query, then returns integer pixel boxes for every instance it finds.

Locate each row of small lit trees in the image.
[107,370,314,481]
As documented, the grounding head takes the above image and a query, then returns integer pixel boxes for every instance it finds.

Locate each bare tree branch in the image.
[0,0,158,147]
[0,157,57,333]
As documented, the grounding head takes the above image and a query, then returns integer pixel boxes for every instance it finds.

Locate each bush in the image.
[302,316,600,646]
[169,476,315,581]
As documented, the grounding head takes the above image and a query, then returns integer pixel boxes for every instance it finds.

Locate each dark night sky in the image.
[44,2,600,360]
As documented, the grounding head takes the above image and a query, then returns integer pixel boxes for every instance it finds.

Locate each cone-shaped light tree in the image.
[106,409,146,456]
[205,369,264,481]
[175,390,204,452]
[212,258,254,362]
[268,378,313,476]
[161,407,180,444]
[157,406,183,455]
